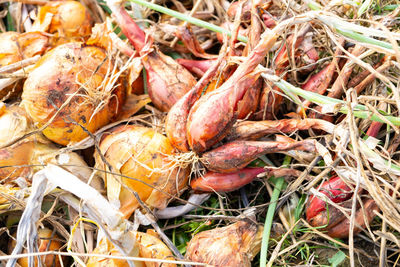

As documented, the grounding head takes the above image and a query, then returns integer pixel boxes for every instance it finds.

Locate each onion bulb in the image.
[0,31,49,100]
[8,227,64,267]
[0,102,98,184]
[32,1,93,44]
[186,220,263,267]
[21,42,125,146]
[95,125,189,218]
[87,231,176,267]
[0,103,32,146]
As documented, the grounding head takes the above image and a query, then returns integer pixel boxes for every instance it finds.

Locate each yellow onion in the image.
[95,125,189,218]
[21,42,125,146]
[87,231,176,267]
[186,220,263,267]
[0,103,32,147]
[32,1,93,44]
[0,31,49,100]
[9,227,64,267]
[0,103,35,181]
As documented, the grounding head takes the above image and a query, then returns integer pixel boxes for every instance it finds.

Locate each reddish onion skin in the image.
[187,73,260,152]
[305,176,353,221]
[201,139,316,173]
[227,118,331,141]
[165,57,224,152]
[191,168,265,192]
[187,30,278,152]
[326,199,378,239]
[176,58,216,77]
[112,6,197,112]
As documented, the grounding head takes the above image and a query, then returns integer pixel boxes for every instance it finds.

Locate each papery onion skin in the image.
[0,104,30,146]
[324,199,378,239]
[111,5,197,112]
[191,168,265,192]
[227,118,333,141]
[0,141,34,182]
[165,55,224,152]
[21,42,125,146]
[176,58,215,78]
[87,231,176,267]
[9,227,64,267]
[305,176,353,221]
[186,28,278,153]
[32,1,93,43]
[186,220,263,267]
[201,139,316,173]
[0,31,49,100]
[96,125,189,218]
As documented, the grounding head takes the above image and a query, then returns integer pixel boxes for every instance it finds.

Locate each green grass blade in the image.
[260,177,285,267]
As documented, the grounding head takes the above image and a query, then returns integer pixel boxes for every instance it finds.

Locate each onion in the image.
[186,28,278,153]
[191,167,301,192]
[186,220,263,267]
[305,176,353,222]
[201,139,316,173]
[21,42,125,146]
[305,176,378,238]
[0,102,98,185]
[8,227,64,267]
[32,1,93,43]
[190,168,265,192]
[87,231,176,267]
[108,3,197,112]
[0,31,49,100]
[0,103,31,147]
[227,118,334,141]
[95,125,189,218]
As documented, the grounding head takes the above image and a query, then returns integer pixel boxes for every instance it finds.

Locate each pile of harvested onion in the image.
[0,0,396,266]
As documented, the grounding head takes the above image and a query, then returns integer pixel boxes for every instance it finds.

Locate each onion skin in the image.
[87,231,176,267]
[0,141,34,182]
[257,27,312,119]
[298,38,345,111]
[186,220,263,267]
[186,27,278,152]
[227,118,332,141]
[96,125,189,218]
[112,5,197,112]
[201,139,316,173]
[143,51,197,111]
[305,176,353,221]
[0,31,49,100]
[191,167,301,192]
[165,56,224,152]
[216,22,249,44]
[226,0,272,22]
[0,104,30,147]
[9,228,64,267]
[308,198,378,239]
[324,199,378,239]
[176,58,215,77]
[191,168,265,192]
[32,1,93,43]
[305,176,378,238]
[21,42,125,146]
